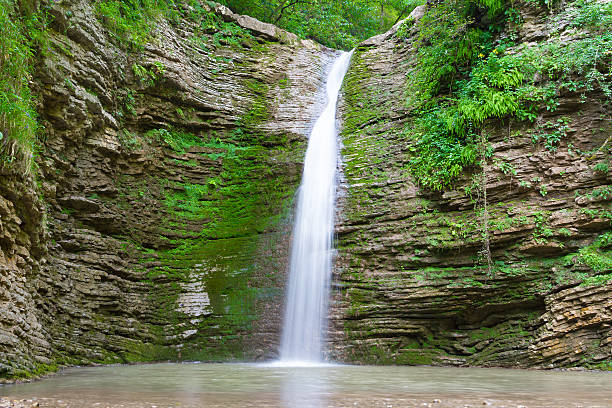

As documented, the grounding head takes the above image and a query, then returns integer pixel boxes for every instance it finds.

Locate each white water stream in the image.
[279,51,353,364]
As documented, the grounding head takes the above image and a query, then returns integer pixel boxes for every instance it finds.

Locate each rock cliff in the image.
[1,0,610,381]
[0,0,336,380]
[330,2,611,368]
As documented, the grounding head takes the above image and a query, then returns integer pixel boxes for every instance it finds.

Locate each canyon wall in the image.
[1,0,610,381]
[330,2,611,368]
[0,0,335,380]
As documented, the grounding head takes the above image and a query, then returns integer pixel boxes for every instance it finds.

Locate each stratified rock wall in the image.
[0,0,335,380]
[1,0,609,380]
[0,170,52,378]
[330,3,611,368]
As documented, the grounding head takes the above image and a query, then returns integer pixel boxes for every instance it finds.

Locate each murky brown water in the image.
[1,363,611,408]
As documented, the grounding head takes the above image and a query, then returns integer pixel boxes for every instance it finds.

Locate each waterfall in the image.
[279,51,353,364]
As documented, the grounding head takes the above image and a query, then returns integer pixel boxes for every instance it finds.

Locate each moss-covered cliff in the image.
[0,0,336,381]
[1,0,610,382]
[330,0,611,368]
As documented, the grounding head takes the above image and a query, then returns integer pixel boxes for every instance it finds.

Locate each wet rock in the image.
[0,0,336,380]
[57,196,101,213]
[328,0,612,368]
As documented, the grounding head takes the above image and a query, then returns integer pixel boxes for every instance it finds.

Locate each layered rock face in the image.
[0,0,335,379]
[330,4,611,368]
[0,171,51,378]
[1,0,610,381]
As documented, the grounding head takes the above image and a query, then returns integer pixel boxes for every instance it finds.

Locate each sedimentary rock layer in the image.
[330,3,611,368]
[0,0,335,380]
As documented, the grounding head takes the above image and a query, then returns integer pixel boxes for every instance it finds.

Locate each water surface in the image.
[2,363,611,407]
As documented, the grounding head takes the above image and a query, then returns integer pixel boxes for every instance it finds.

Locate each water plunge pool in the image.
[2,363,611,407]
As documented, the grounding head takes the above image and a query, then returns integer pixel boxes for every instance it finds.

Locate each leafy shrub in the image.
[132,61,165,86]
[219,0,425,50]
[401,0,612,191]
[407,107,478,190]
[577,232,612,274]
[0,0,48,169]
[95,0,177,49]
[145,128,204,154]
[187,0,253,49]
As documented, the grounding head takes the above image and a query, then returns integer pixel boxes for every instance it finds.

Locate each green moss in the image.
[576,232,612,274]
[393,349,437,365]
[146,128,206,154]
[340,50,394,185]
[122,122,304,360]
[2,362,59,381]
[588,360,612,371]
[349,342,448,366]
[469,327,499,341]
[339,48,406,228]
[237,79,271,133]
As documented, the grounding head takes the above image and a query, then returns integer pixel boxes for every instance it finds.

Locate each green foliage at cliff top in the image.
[95,0,424,50]
[95,0,179,48]
[401,0,612,191]
[218,0,424,49]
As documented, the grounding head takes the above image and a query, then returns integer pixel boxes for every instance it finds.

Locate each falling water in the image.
[279,51,353,363]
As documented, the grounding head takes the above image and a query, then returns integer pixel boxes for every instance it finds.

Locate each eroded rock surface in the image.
[329,1,611,368]
[0,0,610,380]
[0,0,335,379]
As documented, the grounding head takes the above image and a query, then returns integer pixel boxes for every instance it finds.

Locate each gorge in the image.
[0,0,610,388]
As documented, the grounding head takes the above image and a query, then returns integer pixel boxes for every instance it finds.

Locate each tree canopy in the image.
[217,0,424,49]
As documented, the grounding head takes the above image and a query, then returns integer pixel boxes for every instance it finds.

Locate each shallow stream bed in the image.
[1,363,611,407]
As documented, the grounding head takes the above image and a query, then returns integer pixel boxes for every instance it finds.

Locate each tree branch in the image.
[274,0,310,24]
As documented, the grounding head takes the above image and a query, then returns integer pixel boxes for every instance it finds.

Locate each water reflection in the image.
[280,367,329,408]
[178,362,202,406]
[1,362,611,408]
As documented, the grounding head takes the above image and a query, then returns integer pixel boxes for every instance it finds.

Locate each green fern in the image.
[404,0,612,191]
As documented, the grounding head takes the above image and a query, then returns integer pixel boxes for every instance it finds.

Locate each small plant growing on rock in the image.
[132,61,165,87]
